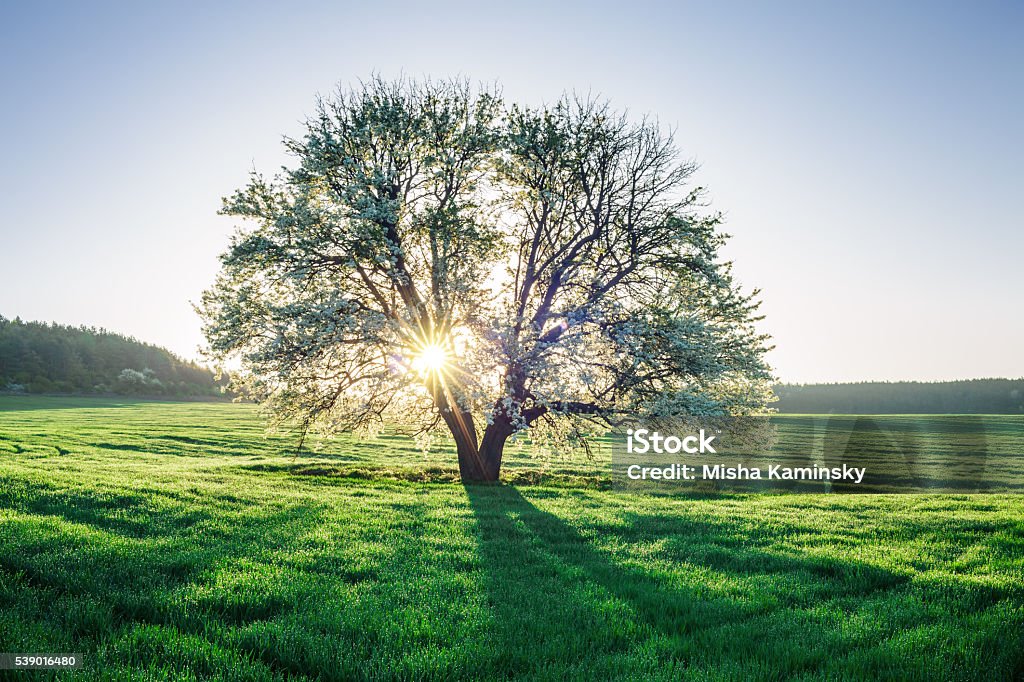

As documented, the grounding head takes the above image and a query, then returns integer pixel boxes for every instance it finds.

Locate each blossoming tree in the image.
[200,76,773,482]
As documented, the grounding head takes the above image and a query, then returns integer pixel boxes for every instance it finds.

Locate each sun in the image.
[410,342,449,377]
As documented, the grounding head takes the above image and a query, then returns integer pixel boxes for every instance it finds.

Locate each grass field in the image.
[1,396,1022,680]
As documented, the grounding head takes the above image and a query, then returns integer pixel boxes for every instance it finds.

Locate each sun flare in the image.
[410,342,449,376]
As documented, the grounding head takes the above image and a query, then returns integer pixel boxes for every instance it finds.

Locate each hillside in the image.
[0,316,225,397]
[774,379,1024,414]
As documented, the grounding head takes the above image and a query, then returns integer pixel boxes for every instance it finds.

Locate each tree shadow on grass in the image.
[464,484,914,679]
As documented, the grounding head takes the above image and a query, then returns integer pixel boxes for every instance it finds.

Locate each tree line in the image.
[0,316,226,397]
[773,380,1024,414]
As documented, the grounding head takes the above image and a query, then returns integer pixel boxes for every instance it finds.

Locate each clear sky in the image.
[1,1,1021,383]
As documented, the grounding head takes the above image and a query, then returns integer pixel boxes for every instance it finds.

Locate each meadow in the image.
[0,396,1022,680]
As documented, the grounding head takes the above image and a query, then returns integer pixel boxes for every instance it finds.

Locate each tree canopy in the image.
[200,76,773,481]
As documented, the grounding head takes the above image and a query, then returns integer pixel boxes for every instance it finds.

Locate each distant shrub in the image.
[116,368,165,395]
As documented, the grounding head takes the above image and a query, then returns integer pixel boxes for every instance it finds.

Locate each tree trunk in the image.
[446,414,514,483]
[476,417,514,482]
[454,430,487,482]
[439,407,488,482]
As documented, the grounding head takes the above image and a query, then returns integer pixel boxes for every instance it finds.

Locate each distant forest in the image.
[774,380,1024,414]
[0,316,226,397]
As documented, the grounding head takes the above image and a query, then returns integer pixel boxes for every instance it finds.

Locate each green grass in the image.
[0,396,1022,680]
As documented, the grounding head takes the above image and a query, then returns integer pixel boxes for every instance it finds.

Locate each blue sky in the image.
[1,1,1020,383]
